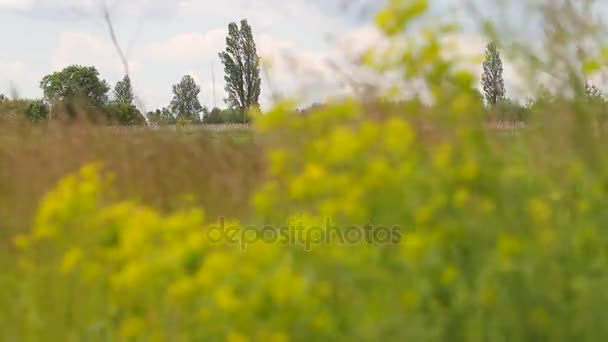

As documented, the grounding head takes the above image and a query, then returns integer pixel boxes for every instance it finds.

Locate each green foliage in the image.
[40,65,110,107]
[481,42,506,105]
[0,98,48,123]
[170,75,203,123]
[0,98,30,122]
[105,103,146,126]
[113,75,135,105]
[26,99,49,123]
[204,107,245,124]
[219,19,261,119]
[147,107,176,126]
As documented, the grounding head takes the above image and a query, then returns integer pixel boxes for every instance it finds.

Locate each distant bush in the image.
[105,103,146,126]
[0,98,49,123]
[147,107,177,126]
[204,107,245,124]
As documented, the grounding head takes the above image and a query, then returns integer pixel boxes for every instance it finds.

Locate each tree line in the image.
[480,41,608,122]
[0,19,261,125]
[2,24,607,125]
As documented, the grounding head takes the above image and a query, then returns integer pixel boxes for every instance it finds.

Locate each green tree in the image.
[481,42,506,106]
[105,103,145,125]
[26,100,49,123]
[113,75,135,105]
[204,107,223,124]
[170,75,203,122]
[219,19,261,121]
[40,65,110,107]
[147,107,176,126]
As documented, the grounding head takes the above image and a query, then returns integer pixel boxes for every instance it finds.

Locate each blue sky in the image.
[0,0,387,111]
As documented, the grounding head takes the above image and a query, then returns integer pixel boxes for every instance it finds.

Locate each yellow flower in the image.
[271,269,305,304]
[402,233,427,262]
[497,234,522,259]
[383,117,414,155]
[110,263,146,290]
[214,287,240,312]
[269,149,289,175]
[459,160,479,181]
[326,127,360,163]
[303,163,326,182]
[168,277,197,302]
[12,234,30,250]
[227,332,250,342]
[288,177,307,199]
[60,248,83,274]
[433,143,453,170]
[120,317,146,339]
[452,187,470,208]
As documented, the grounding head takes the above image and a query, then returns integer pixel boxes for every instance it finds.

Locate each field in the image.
[3,0,608,340]
[0,97,607,341]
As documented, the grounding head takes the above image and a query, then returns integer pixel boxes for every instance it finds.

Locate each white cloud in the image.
[0,60,33,97]
[0,0,378,109]
[0,0,32,10]
[52,32,142,77]
[145,30,225,62]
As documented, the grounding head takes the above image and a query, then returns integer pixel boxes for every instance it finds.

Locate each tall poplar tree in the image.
[481,42,506,106]
[219,19,261,122]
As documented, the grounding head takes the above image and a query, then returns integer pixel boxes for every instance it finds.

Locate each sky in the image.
[0,0,389,111]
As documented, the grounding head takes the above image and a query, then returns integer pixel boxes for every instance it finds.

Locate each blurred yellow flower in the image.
[60,247,83,274]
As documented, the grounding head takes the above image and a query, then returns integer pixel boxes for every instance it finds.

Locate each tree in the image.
[585,81,604,102]
[204,107,224,124]
[481,42,506,106]
[113,75,135,105]
[147,107,176,126]
[219,19,261,121]
[40,65,110,107]
[26,100,49,123]
[106,103,145,125]
[170,75,203,122]
[203,107,243,124]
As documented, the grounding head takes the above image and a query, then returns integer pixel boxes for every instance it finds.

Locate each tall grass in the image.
[0,123,263,238]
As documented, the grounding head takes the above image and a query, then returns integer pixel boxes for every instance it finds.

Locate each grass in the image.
[0,123,263,242]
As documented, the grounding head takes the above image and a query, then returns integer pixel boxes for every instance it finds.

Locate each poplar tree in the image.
[481,42,506,105]
[219,19,261,122]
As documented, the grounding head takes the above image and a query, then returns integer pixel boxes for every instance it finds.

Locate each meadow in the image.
[3,0,608,341]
